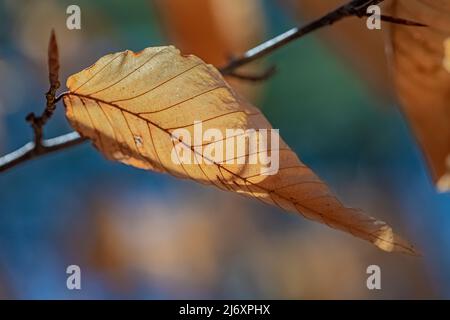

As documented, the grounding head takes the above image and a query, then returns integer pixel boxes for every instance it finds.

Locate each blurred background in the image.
[0,0,448,299]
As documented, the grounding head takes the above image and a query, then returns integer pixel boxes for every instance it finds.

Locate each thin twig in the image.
[226,66,277,82]
[375,14,427,27]
[219,0,384,74]
[0,0,423,173]
[0,133,86,173]
[25,29,61,151]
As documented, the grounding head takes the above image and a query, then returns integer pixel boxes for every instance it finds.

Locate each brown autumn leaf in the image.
[63,45,416,254]
[386,0,450,192]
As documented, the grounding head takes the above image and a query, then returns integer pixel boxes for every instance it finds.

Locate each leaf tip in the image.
[373,225,419,256]
[437,175,450,193]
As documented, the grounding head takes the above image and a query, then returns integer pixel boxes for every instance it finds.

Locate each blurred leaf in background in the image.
[154,0,267,100]
[386,0,450,192]
[283,0,450,192]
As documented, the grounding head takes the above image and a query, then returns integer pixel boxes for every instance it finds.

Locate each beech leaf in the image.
[387,0,450,192]
[63,46,416,254]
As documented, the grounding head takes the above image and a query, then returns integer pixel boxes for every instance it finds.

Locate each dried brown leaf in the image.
[386,0,450,192]
[63,46,416,254]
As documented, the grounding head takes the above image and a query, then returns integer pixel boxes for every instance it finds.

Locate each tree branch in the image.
[25,29,61,151]
[225,65,277,82]
[0,132,86,173]
[219,0,384,74]
[0,0,422,173]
